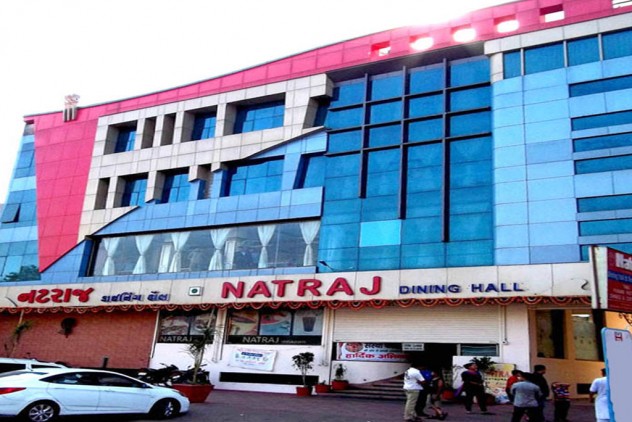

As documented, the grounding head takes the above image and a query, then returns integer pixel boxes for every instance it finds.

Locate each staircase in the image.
[323,376,405,401]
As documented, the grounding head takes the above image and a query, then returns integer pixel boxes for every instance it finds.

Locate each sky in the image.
[0,0,512,203]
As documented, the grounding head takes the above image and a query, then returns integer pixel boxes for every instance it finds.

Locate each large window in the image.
[158,310,217,343]
[191,112,217,140]
[161,171,190,203]
[114,127,136,153]
[120,175,147,207]
[223,158,283,196]
[536,310,565,359]
[234,100,285,134]
[226,308,324,345]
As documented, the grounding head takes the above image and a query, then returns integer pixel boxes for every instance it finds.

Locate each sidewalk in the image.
[170,390,596,422]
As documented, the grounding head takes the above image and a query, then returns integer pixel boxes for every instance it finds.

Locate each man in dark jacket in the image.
[532,365,550,420]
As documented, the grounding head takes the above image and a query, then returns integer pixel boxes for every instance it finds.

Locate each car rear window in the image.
[0,363,23,373]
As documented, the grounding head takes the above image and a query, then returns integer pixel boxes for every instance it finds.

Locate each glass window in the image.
[0,204,20,223]
[408,94,443,118]
[191,112,217,140]
[296,155,326,188]
[602,29,632,60]
[157,310,217,343]
[574,132,632,152]
[369,101,402,124]
[226,308,324,344]
[572,110,632,131]
[366,149,400,197]
[449,86,491,112]
[536,310,565,358]
[449,58,489,87]
[324,154,360,201]
[503,51,521,79]
[449,111,491,137]
[234,100,285,134]
[121,176,147,207]
[370,73,403,100]
[578,194,632,212]
[225,158,283,196]
[575,155,632,174]
[161,171,190,203]
[524,43,564,74]
[409,65,444,94]
[331,80,366,108]
[408,118,443,142]
[401,217,442,243]
[567,36,600,66]
[327,107,364,130]
[114,127,136,153]
[449,213,492,240]
[572,311,600,361]
[580,218,632,236]
[570,75,632,97]
[368,124,401,148]
[459,344,499,356]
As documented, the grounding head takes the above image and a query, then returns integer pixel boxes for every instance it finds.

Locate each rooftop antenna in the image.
[63,94,80,122]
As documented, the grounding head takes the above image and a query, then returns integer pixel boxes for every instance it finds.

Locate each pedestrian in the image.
[461,362,491,414]
[426,369,448,420]
[414,364,432,418]
[551,381,571,422]
[532,364,550,420]
[589,368,610,422]
[403,362,425,422]
[510,372,544,422]
[505,369,522,403]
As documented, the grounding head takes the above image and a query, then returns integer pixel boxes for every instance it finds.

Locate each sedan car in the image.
[0,368,189,421]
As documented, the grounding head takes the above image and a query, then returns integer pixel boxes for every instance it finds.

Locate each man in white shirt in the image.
[589,368,610,422]
[403,362,425,422]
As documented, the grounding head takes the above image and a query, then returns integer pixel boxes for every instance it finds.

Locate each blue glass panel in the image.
[16,150,34,169]
[326,154,360,177]
[409,66,444,94]
[449,213,493,240]
[191,113,217,140]
[449,58,489,87]
[450,136,491,162]
[449,111,491,137]
[114,127,136,153]
[408,142,442,168]
[446,240,493,266]
[450,162,492,188]
[401,243,446,268]
[574,132,632,152]
[570,75,632,97]
[449,87,490,112]
[366,149,400,197]
[578,194,632,212]
[572,110,632,130]
[324,176,358,200]
[503,51,521,78]
[369,101,402,124]
[161,172,190,203]
[358,245,400,270]
[327,107,363,130]
[450,187,493,213]
[226,158,283,196]
[524,43,564,74]
[122,177,147,206]
[331,80,366,107]
[370,73,403,100]
[407,166,442,192]
[603,29,632,60]
[297,155,326,188]
[580,218,632,236]
[368,124,401,148]
[402,217,442,243]
[0,204,20,223]
[321,199,361,224]
[575,155,632,174]
[408,118,443,142]
[567,36,600,66]
[234,100,284,134]
[318,224,359,249]
[406,191,442,217]
[328,130,362,153]
[361,196,399,221]
[408,94,443,118]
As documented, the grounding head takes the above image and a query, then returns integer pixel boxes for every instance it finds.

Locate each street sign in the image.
[590,246,632,312]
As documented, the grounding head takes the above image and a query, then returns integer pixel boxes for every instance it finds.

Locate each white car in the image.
[0,368,189,421]
[0,358,66,374]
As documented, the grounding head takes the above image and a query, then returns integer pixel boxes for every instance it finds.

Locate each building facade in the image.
[1,0,631,397]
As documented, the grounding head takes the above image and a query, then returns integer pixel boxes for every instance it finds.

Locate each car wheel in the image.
[21,401,59,422]
[150,398,180,420]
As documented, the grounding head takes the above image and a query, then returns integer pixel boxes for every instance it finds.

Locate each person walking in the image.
[589,368,610,422]
[403,362,425,422]
[505,369,522,403]
[461,362,491,414]
[532,364,550,420]
[551,381,571,422]
[510,372,544,422]
[426,369,448,420]
[414,364,432,418]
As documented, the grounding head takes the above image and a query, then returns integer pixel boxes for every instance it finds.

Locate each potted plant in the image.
[331,363,349,390]
[315,380,331,394]
[291,352,314,396]
[171,323,216,403]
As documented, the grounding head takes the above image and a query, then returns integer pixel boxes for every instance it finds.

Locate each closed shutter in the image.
[333,305,499,343]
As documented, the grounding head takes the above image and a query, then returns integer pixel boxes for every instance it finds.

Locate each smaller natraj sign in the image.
[592,246,632,313]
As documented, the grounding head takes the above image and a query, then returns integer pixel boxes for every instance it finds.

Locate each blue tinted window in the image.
[16,149,34,170]
[327,107,364,130]
[449,213,493,240]
[402,217,442,243]
[324,154,359,200]
[361,196,399,221]
[409,66,444,94]
[328,130,362,153]
[358,245,400,270]
[368,124,401,148]
[234,100,284,134]
[191,113,217,140]
[401,243,446,268]
[449,86,491,112]
[407,192,442,217]
[226,158,283,196]
[572,111,632,131]
[161,172,190,203]
[321,199,361,224]
[450,136,491,162]
[575,155,632,174]
[366,149,400,196]
[524,43,564,74]
[121,176,147,206]
[370,73,403,100]
[580,218,632,236]
[574,132,632,152]
[369,101,402,124]
[567,36,599,66]
[578,194,632,212]
[297,155,326,188]
[114,127,136,153]
[603,29,632,60]
[314,99,330,126]
[331,80,366,107]
[408,94,443,118]
[449,58,489,87]
[449,111,491,137]
[450,186,492,214]
[407,143,442,217]
[0,204,20,223]
[503,51,521,78]
[446,240,493,266]
[570,75,632,97]
[408,118,443,142]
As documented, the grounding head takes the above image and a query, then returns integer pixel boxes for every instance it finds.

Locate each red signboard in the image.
[605,248,632,313]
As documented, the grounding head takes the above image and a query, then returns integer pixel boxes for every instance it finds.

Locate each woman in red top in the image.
[505,369,523,403]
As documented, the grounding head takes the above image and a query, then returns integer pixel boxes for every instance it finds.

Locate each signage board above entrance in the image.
[591,246,632,313]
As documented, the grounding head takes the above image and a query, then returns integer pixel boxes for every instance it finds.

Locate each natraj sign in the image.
[591,246,632,312]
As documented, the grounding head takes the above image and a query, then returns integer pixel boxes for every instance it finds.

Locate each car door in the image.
[94,372,153,413]
[44,372,101,414]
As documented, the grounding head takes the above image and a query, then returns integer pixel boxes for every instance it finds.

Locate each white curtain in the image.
[102,237,121,276]
[225,239,237,269]
[299,221,320,266]
[132,235,154,274]
[257,224,276,269]
[169,232,191,272]
[209,228,232,270]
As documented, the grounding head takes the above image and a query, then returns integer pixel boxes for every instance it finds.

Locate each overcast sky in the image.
[0,0,511,203]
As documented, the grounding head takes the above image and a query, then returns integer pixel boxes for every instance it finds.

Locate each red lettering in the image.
[298,279,322,297]
[359,276,382,296]
[247,281,272,298]
[73,288,94,303]
[17,290,35,304]
[35,289,50,304]
[271,279,293,297]
[222,281,245,299]
[326,278,354,296]
[50,289,63,303]
[63,288,72,302]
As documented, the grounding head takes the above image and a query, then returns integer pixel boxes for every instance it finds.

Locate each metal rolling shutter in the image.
[333,305,500,343]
